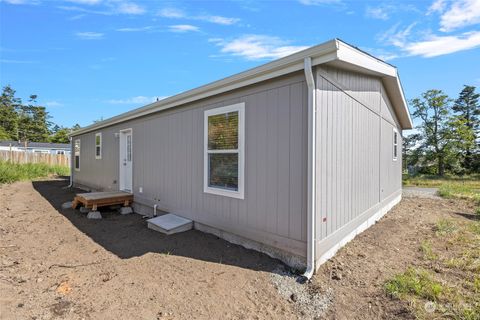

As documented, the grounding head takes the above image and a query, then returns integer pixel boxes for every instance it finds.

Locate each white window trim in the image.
[393,128,398,161]
[95,132,102,160]
[74,139,81,171]
[203,102,245,199]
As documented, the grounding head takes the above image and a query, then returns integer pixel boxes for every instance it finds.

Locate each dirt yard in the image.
[0,179,477,320]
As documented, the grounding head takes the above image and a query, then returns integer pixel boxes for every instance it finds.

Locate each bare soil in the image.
[0,179,476,319]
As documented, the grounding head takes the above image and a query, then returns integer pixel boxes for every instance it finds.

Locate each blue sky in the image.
[1,0,479,128]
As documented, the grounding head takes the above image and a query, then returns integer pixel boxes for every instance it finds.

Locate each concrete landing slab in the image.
[147,214,193,235]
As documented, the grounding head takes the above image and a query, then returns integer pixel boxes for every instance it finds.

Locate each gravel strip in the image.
[271,266,333,319]
[403,187,441,199]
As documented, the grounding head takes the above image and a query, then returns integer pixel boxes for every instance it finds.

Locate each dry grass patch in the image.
[385,216,480,319]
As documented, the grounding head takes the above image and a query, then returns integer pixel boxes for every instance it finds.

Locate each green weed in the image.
[435,219,457,236]
[385,267,444,301]
[420,240,438,261]
[0,160,69,184]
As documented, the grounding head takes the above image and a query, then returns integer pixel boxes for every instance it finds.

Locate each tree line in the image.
[1,83,479,175]
[405,85,479,176]
[0,85,80,144]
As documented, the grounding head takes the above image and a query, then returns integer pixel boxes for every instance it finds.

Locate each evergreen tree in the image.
[0,85,21,140]
[452,85,480,172]
[17,95,51,142]
[50,127,71,143]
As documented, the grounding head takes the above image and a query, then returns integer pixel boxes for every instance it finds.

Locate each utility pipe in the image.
[303,57,316,280]
[67,136,73,188]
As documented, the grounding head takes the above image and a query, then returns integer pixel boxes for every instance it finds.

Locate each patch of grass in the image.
[387,208,480,320]
[403,174,480,205]
[385,267,444,301]
[470,276,480,294]
[420,240,438,261]
[0,160,69,184]
[435,219,457,236]
[445,253,480,272]
[438,183,480,204]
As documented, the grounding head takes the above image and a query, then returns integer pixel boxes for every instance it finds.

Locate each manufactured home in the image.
[70,39,412,275]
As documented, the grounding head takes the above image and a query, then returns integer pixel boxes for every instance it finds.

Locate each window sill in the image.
[204,187,244,200]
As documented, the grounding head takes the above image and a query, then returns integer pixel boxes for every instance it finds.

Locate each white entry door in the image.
[119,129,133,192]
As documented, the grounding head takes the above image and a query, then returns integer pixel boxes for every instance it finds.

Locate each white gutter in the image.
[303,57,316,280]
[67,136,73,188]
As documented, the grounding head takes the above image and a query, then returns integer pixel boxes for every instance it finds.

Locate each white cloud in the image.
[380,23,480,57]
[116,2,144,15]
[403,31,480,57]
[1,0,40,4]
[107,96,166,104]
[198,15,240,25]
[75,31,104,40]
[0,59,37,63]
[59,1,145,15]
[378,23,417,48]
[116,26,153,32]
[437,0,480,32]
[68,14,86,20]
[298,0,342,5]
[157,7,239,25]
[360,47,399,61]
[44,101,63,107]
[365,6,390,20]
[212,35,309,60]
[427,0,447,15]
[66,0,102,4]
[158,7,185,18]
[168,25,199,33]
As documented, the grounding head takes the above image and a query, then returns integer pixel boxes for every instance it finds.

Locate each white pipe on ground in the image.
[303,57,316,280]
[153,204,158,217]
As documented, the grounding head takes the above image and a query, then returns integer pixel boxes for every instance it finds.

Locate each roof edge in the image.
[71,39,339,136]
[71,38,412,136]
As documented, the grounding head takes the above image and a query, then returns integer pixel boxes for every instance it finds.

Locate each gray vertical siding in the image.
[314,66,402,257]
[73,72,309,256]
[72,65,404,262]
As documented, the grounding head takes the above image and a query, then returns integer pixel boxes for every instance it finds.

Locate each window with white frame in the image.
[74,139,81,171]
[204,103,245,199]
[95,132,102,159]
[393,128,398,161]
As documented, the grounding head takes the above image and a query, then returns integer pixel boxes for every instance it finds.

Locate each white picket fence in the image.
[0,150,70,167]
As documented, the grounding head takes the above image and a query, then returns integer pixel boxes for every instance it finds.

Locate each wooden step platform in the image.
[72,191,133,211]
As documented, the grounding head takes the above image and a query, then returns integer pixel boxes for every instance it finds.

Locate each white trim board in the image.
[203,103,245,199]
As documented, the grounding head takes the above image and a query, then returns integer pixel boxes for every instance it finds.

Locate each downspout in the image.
[303,57,316,280]
[67,136,73,188]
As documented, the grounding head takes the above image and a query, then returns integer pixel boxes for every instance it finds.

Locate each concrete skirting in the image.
[194,222,306,271]
[314,193,402,270]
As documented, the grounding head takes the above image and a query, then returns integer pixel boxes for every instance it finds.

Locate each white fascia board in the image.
[71,40,338,137]
[336,41,397,77]
[336,41,413,129]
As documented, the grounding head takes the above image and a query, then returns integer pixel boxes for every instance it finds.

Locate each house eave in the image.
[71,38,412,136]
